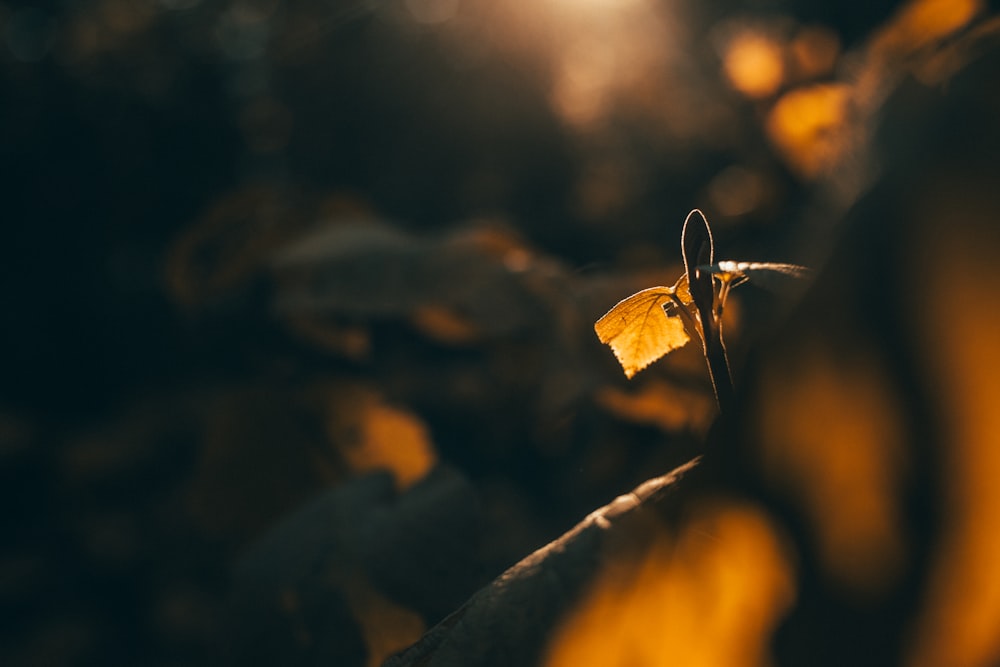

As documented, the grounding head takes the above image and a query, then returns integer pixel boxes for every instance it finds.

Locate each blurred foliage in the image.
[544,501,795,667]
[2,0,999,665]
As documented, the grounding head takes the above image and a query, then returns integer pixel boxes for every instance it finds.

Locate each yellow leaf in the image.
[594,285,691,379]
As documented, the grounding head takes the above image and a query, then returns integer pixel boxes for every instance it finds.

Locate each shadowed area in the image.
[3,0,1000,665]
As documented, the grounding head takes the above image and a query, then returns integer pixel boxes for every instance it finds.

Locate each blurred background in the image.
[1,0,996,664]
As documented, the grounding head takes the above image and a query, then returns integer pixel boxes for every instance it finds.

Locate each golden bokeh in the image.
[344,575,427,667]
[757,345,908,598]
[722,31,786,99]
[410,304,481,345]
[766,83,850,178]
[325,389,438,491]
[905,193,1000,667]
[871,0,983,57]
[707,165,770,218]
[544,502,795,667]
[595,378,716,435]
[789,26,840,80]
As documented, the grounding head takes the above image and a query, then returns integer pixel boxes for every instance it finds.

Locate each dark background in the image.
[2,0,993,665]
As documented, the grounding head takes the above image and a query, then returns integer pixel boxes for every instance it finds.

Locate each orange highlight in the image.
[723,32,785,99]
[544,503,795,667]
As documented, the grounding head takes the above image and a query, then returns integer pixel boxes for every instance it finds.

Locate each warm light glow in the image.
[410,304,480,344]
[573,160,636,221]
[707,165,768,217]
[789,26,840,80]
[872,0,982,56]
[544,503,795,667]
[906,196,1000,667]
[593,283,693,380]
[550,40,619,129]
[722,32,786,99]
[326,390,437,490]
[541,0,678,131]
[344,575,426,667]
[405,0,459,25]
[757,346,908,597]
[549,0,648,11]
[766,83,850,178]
[420,0,695,138]
[595,379,716,435]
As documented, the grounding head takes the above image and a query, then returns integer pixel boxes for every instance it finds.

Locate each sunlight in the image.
[555,0,647,7]
[546,0,672,130]
[722,31,785,98]
[405,0,460,25]
[465,0,680,132]
[547,0,650,13]
[550,40,620,129]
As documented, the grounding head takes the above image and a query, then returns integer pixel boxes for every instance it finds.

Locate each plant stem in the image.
[679,209,735,414]
[702,317,735,415]
[669,291,734,414]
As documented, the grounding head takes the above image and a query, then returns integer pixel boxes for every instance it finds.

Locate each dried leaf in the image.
[594,286,691,379]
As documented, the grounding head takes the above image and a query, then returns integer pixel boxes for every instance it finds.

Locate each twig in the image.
[681,210,735,414]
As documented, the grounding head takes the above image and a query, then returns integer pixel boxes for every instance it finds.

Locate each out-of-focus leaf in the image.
[322,386,437,491]
[271,221,426,317]
[594,285,691,379]
[544,502,795,667]
[383,459,703,667]
[409,305,482,346]
[283,316,372,360]
[165,187,322,309]
[231,466,482,666]
[594,379,715,435]
[185,385,335,544]
[271,220,551,340]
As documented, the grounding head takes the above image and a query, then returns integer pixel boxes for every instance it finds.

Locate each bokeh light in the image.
[544,503,795,667]
[757,346,908,597]
[721,30,786,99]
[905,189,1000,667]
[766,83,850,179]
